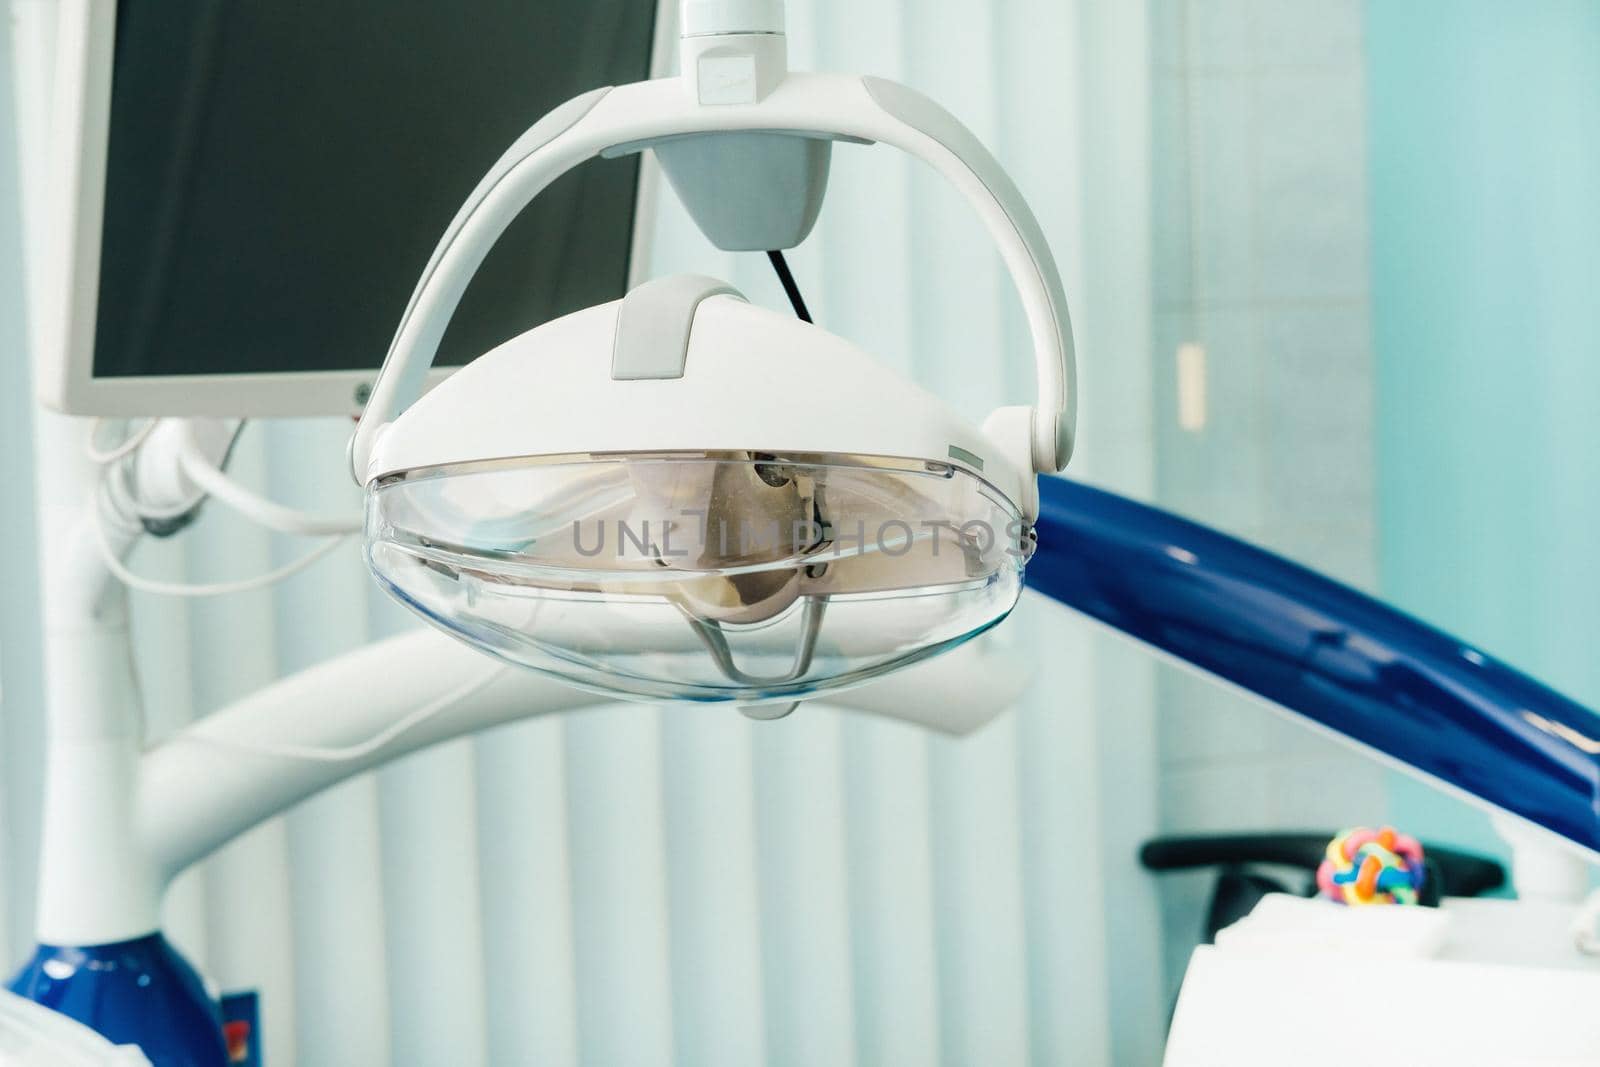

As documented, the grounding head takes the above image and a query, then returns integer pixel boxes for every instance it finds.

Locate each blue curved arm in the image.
[1029,476,1600,856]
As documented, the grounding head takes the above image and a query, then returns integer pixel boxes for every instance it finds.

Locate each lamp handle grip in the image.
[351,73,1076,481]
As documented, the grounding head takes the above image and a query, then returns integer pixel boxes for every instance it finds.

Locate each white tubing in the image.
[176,422,361,537]
[185,666,507,762]
[84,416,158,465]
[93,478,353,598]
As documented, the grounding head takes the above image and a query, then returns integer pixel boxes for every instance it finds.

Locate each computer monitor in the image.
[38,0,668,416]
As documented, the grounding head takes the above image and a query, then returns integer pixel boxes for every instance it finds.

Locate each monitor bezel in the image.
[36,0,673,417]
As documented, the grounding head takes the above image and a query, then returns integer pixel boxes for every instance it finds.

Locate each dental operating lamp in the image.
[13,0,1600,1064]
[348,0,1076,715]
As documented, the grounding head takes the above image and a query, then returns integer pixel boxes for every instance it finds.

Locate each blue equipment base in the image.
[8,933,226,1066]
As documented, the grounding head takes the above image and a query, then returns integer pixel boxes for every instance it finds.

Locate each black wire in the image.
[766,249,813,323]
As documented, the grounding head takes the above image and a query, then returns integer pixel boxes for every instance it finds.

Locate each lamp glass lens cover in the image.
[365,451,1030,704]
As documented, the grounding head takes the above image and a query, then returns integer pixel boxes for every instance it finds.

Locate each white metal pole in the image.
[13,0,171,944]
[677,0,789,104]
[30,425,164,945]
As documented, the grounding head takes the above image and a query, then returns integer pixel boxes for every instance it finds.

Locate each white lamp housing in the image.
[352,6,1077,708]
[365,278,1033,704]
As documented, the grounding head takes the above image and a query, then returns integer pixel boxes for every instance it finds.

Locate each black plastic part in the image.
[1139,831,1506,899]
[766,249,813,324]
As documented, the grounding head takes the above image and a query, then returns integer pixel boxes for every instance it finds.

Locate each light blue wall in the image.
[0,0,47,964]
[1148,0,1387,1003]
[1368,2,1600,859]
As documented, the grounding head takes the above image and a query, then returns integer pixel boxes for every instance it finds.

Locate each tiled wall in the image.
[1146,0,1386,1004]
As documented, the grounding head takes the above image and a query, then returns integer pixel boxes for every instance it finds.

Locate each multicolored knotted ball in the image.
[1316,826,1425,905]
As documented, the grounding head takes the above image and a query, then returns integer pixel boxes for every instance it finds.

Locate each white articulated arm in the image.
[138,627,1027,882]
[350,71,1076,484]
[138,628,605,879]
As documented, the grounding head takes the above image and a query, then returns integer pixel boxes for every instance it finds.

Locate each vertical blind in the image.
[0,1,1163,1063]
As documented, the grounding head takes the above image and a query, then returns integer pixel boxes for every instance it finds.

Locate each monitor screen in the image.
[92,1,656,384]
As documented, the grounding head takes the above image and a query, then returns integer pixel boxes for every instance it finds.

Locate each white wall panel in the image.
[660,714,768,1067]
[286,779,391,1067]
[750,712,856,1067]
[928,717,1034,1067]
[840,717,941,1065]
[475,717,581,1067]
[378,740,489,1067]
[563,708,676,1067]
[1011,601,1114,1067]
[264,421,392,1067]
[204,824,297,1065]
[181,433,299,1065]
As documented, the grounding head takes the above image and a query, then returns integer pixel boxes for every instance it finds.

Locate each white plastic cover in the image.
[0,993,151,1066]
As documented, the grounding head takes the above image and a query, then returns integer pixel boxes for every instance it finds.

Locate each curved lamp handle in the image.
[351,72,1077,482]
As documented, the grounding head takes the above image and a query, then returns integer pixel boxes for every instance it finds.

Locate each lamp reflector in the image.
[366,451,1028,705]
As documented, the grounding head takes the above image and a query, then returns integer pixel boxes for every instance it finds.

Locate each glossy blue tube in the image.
[8,934,225,1066]
[1029,476,1600,855]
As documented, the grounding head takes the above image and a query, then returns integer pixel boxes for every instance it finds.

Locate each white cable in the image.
[103,460,206,522]
[94,475,353,598]
[185,667,508,763]
[175,424,362,537]
[85,417,159,465]
[90,419,220,520]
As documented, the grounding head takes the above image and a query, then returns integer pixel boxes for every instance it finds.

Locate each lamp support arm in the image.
[136,629,607,881]
[350,72,1076,484]
[137,629,1027,891]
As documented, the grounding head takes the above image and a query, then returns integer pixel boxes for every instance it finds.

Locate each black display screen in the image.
[94,1,655,379]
